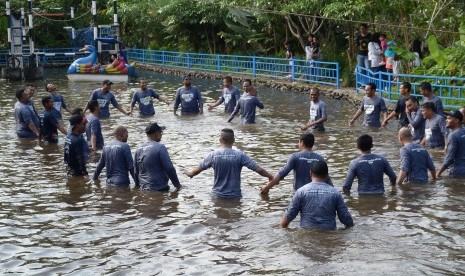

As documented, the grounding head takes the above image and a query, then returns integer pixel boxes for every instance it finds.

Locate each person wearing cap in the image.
[130,79,170,117]
[85,100,104,152]
[185,128,273,199]
[173,75,204,115]
[64,114,89,178]
[280,161,354,230]
[405,96,425,143]
[420,102,446,149]
[436,111,465,178]
[300,87,328,131]
[260,132,332,194]
[14,88,40,139]
[134,122,182,191]
[39,96,68,143]
[419,81,443,116]
[227,86,264,124]
[396,127,436,185]
[342,134,397,195]
[93,125,138,187]
[382,82,412,128]
[207,76,241,114]
[88,80,131,118]
[349,82,388,128]
[46,83,72,121]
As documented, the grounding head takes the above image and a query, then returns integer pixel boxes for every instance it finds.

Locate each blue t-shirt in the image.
[278,150,332,191]
[309,100,328,131]
[93,140,137,186]
[174,86,203,114]
[50,93,68,120]
[85,114,104,150]
[89,88,119,118]
[406,110,425,142]
[425,114,446,149]
[14,101,40,138]
[220,85,241,113]
[442,127,465,177]
[342,153,397,195]
[422,94,443,116]
[199,147,259,199]
[284,182,354,230]
[40,109,62,143]
[134,141,181,191]
[400,143,435,183]
[131,88,160,116]
[64,132,89,176]
[359,95,387,128]
[228,95,264,124]
[394,97,409,127]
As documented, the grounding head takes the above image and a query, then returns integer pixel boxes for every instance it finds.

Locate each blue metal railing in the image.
[126,48,341,88]
[355,66,465,109]
[0,48,84,67]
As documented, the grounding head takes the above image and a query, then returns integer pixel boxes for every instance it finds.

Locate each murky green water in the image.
[0,68,464,274]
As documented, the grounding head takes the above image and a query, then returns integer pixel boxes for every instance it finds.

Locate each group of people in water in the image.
[12,75,465,230]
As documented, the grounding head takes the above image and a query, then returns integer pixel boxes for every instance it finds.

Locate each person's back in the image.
[200,147,258,198]
[400,143,435,183]
[40,108,61,143]
[230,94,264,124]
[64,115,89,177]
[95,140,134,186]
[288,182,351,229]
[85,113,104,150]
[135,140,179,191]
[279,151,326,191]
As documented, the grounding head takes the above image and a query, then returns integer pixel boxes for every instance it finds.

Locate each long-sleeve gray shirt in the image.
[228,95,264,124]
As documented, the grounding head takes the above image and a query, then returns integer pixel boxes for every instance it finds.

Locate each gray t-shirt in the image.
[131,88,160,116]
[85,114,104,150]
[278,150,332,191]
[360,95,387,128]
[93,140,137,186]
[442,127,465,177]
[400,143,435,183]
[309,100,327,131]
[220,85,241,113]
[228,95,264,124]
[342,153,397,195]
[406,110,425,142]
[89,89,119,118]
[134,141,181,191]
[284,182,354,230]
[425,114,446,149]
[199,147,259,199]
[174,86,203,114]
[422,94,443,116]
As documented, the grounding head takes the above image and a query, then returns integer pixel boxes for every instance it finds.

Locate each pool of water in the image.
[0,68,464,274]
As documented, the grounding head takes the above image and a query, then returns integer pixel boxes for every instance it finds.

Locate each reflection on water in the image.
[0,68,464,274]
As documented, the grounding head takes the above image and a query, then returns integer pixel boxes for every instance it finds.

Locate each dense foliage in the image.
[1,0,464,82]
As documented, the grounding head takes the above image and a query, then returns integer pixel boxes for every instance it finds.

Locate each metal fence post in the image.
[187,52,190,70]
[291,60,295,80]
[142,49,145,63]
[336,62,340,89]
[162,50,165,66]
[217,54,220,73]
[252,56,256,77]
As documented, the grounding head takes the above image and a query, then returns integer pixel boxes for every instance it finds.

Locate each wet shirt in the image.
[284,182,354,230]
[131,88,160,116]
[425,114,446,149]
[174,86,203,114]
[228,95,264,124]
[199,148,259,199]
[442,127,465,177]
[40,109,61,143]
[422,95,443,116]
[407,110,425,142]
[394,97,409,127]
[342,153,397,195]
[278,151,332,191]
[134,141,181,191]
[85,114,104,150]
[400,143,435,183]
[93,140,137,186]
[360,95,387,128]
[309,100,327,131]
[219,85,241,113]
[14,101,40,138]
[64,132,89,176]
[49,93,68,120]
[89,89,119,118]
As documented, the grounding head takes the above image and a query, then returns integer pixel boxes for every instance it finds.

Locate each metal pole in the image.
[28,0,34,54]
[70,7,75,48]
[6,0,11,45]
[92,1,97,44]
[113,0,120,54]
